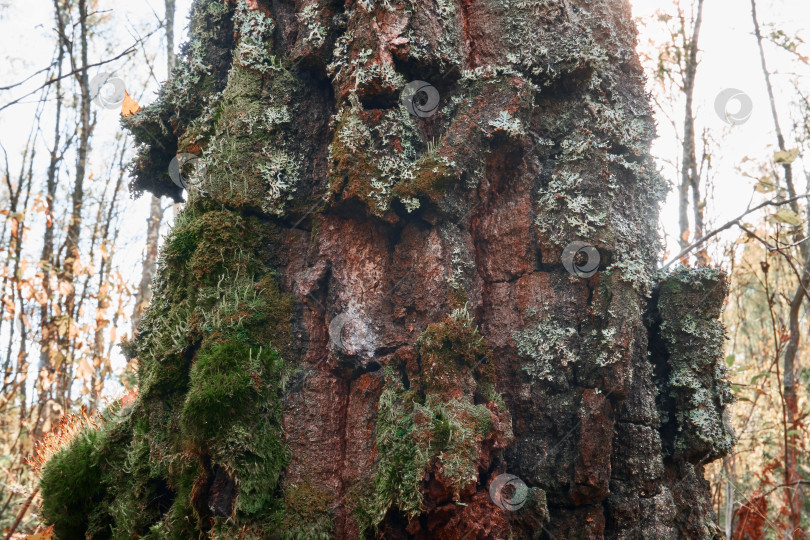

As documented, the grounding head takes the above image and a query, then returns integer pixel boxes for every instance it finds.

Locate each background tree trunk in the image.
[131,0,177,332]
[40,0,736,538]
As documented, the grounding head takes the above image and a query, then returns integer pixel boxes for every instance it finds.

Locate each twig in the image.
[661,194,809,269]
[3,486,39,540]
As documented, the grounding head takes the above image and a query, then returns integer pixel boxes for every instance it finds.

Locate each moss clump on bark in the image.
[327,94,460,217]
[39,425,107,538]
[362,371,505,531]
[280,482,335,539]
[201,60,303,215]
[123,0,235,200]
[357,308,512,535]
[40,201,294,538]
[417,306,493,393]
[39,404,173,540]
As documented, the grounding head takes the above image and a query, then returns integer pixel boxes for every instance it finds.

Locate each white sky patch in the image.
[631,0,810,266]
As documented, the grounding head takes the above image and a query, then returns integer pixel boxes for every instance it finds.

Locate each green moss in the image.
[421,396,493,491]
[122,0,235,198]
[38,405,174,540]
[362,373,503,531]
[357,308,511,534]
[182,343,265,440]
[40,429,104,538]
[327,94,460,216]
[392,151,456,207]
[163,226,199,268]
[366,373,429,525]
[417,307,493,392]
[195,55,302,215]
[282,482,335,539]
[42,200,294,538]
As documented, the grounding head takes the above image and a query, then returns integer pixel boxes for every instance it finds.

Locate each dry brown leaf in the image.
[771,208,803,226]
[21,525,54,539]
[773,148,800,164]
[121,91,140,117]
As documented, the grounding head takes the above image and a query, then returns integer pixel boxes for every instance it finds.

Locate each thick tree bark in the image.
[40,1,735,538]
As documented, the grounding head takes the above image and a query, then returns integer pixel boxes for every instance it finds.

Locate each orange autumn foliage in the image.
[732,490,768,540]
[121,91,140,117]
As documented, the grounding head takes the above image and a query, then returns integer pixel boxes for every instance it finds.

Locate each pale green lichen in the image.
[327,92,459,215]
[513,307,578,382]
[354,61,405,91]
[296,4,327,48]
[488,110,525,137]
[233,2,279,73]
[444,246,472,293]
[606,257,653,297]
[258,146,301,213]
[399,0,463,69]
[198,50,303,215]
[326,30,354,82]
[400,196,421,212]
[263,105,291,127]
[495,0,608,84]
[652,267,736,462]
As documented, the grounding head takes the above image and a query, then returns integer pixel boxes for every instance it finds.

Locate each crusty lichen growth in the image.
[327,93,458,216]
[650,267,736,462]
[123,0,234,199]
[483,0,666,299]
[198,34,303,215]
[513,305,578,385]
[232,1,277,73]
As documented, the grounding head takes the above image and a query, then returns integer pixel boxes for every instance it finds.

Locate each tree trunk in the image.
[40,1,736,538]
[132,194,164,331]
[678,0,707,265]
[751,2,808,536]
[55,0,94,410]
[131,0,178,332]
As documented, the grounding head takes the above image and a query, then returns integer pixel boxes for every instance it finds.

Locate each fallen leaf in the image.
[22,525,54,539]
[76,358,93,381]
[58,280,74,297]
[121,91,140,117]
[121,388,138,407]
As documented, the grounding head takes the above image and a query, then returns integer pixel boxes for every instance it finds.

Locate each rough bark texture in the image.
[39,0,735,538]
